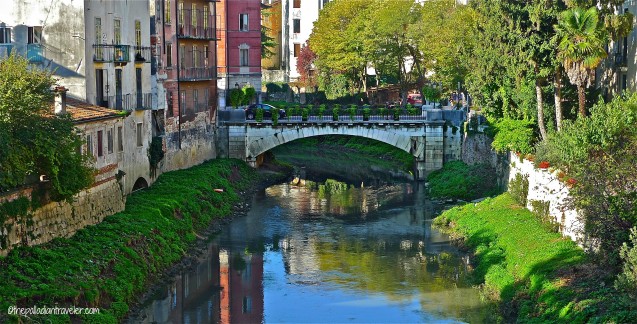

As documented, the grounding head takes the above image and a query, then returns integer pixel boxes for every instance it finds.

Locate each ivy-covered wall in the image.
[0,179,125,256]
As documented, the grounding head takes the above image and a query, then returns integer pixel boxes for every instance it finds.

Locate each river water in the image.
[134,178,493,323]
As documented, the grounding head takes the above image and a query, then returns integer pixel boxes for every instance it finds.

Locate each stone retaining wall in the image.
[0,179,125,256]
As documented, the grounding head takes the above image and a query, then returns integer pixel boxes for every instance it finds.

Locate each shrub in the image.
[362,108,371,121]
[229,89,244,108]
[348,105,356,121]
[615,227,637,301]
[272,108,279,126]
[491,118,536,155]
[318,105,326,120]
[256,107,264,122]
[242,86,256,105]
[301,108,309,121]
[508,173,529,206]
[393,108,400,121]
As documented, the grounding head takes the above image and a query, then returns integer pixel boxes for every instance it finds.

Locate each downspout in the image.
[212,0,218,124]
[176,0,181,149]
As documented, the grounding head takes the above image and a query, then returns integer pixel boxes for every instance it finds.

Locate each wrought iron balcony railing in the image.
[93,44,131,63]
[177,9,215,39]
[615,53,627,67]
[133,46,151,63]
[179,67,215,81]
[108,93,152,111]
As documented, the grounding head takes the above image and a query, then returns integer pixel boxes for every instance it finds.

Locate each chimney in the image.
[54,86,68,115]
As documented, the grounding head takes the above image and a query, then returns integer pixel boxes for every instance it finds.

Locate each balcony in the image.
[93,44,131,64]
[108,93,152,111]
[177,9,215,39]
[179,67,215,81]
[133,46,152,63]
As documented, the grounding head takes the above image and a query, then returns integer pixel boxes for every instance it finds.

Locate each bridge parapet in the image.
[216,120,460,180]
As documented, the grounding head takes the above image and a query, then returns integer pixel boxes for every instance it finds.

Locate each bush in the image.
[490,118,536,155]
[615,227,637,301]
[301,108,309,121]
[256,107,264,122]
[242,86,256,105]
[229,88,244,108]
[362,108,371,121]
[508,173,529,206]
[272,108,279,126]
[318,105,326,120]
[348,105,356,121]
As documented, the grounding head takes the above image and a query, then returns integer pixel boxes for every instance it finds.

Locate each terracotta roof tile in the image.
[51,97,124,123]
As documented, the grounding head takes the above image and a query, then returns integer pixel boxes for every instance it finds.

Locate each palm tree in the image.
[555,7,608,118]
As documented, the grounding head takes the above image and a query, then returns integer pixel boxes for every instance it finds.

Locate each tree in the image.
[261,2,279,60]
[296,43,317,89]
[242,86,256,105]
[229,88,244,108]
[0,55,93,200]
[556,7,608,117]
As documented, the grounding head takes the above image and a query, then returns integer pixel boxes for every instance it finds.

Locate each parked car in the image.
[245,104,286,120]
[407,93,423,107]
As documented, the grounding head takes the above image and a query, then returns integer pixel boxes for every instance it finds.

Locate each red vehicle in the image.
[407,93,423,107]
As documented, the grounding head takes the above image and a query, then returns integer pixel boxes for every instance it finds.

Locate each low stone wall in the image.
[0,179,125,256]
[507,154,585,245]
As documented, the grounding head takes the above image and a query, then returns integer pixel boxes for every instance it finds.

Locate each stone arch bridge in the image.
[217,119,463,180]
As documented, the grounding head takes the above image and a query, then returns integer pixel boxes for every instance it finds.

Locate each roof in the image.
[60,97,124,124]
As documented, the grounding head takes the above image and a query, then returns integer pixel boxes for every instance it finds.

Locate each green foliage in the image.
[271,107,279,126]
[332,106,340,121]
[434,194,587,322]
[241,86,256,105]
[615,227,637,301]
[301,108,309,121]
[427,161,500,201]
[0,159,255,322]
[490,118,536,155]
[348,106,356,121]
[318,105,326,119]
[264,83,289,94]
[392,108,400,121]
[362,108,371,121]
[422,85,442,105]
[0,55,93,200]
[534,94,637,264]
[148,137,165,178]
[255,107,264,122]
[508,173,529,206]
[229,88,244,109]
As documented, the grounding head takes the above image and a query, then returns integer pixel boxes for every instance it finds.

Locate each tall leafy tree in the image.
[556,7,608,117]
[0,55,93,200]
[296,43,317,89]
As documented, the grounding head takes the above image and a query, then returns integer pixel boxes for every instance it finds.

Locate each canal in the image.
[133,174,493,323]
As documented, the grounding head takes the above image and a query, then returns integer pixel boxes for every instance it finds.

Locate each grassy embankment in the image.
[426,161,501,201]
[0,159,267,323]
[272,136,414,173]
[434,193,637,322]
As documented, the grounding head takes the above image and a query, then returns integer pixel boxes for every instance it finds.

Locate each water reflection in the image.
[135,180,492,323]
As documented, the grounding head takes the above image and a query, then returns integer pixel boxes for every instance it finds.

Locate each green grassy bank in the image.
[0,159,259,323]
[434,194,637,322]
[272,136,414,173]
[426,161,501,200]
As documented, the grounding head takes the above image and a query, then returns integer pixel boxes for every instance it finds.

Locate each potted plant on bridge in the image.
[363,106,371,121]
[302,108,309,121]
[272,108,279,126]
[318,104,326,120]
[348,104,357,121]
[332,104,340,121]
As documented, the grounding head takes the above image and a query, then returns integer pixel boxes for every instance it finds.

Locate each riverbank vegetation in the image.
[426,161,500,201]
[0,159,258,323]
[271,135,414,176]
[435,194,637,322]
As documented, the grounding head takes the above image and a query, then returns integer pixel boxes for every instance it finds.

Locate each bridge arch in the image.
[246,125,422,162]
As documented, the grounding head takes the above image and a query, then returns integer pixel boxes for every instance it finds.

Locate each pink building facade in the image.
[217,0,262,108]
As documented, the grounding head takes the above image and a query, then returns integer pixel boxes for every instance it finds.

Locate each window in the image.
[240,14,249,31]
[136,123,143,147]
[167,91,174,117]
[240,48,249,66]
[166,0,171,24]
[242,297,252,313]
[203,45,209,67]
[107,128,113,154]
[203,6,209,30]
[86,134,93,156]
[294,43,300,57]
[192,45,198,68]
[293,19,300,34]
[204,89,209,108]
[97,130,103,157]
[191,4,197,27]
[293,0,301,8]
[95,18,102,59]
[180,91,186,116]
[117,126,123,152]
[179,44,185,68]
[114,19,121,44]
[0,26,11,43]
[27,26,42,44]
[166,43,172,67]
[135,20,141,48]
[179,1,184,25]
[193,89,199,112]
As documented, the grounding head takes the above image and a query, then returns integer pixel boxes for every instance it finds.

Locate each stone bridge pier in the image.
[217,121,461,180]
